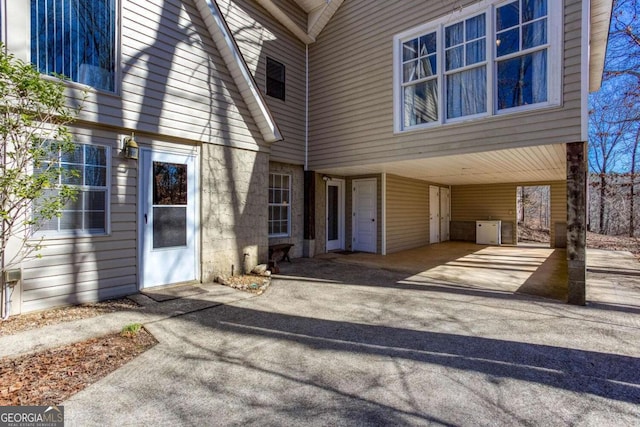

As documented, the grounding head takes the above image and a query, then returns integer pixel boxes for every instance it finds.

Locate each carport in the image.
[318,242,569,301]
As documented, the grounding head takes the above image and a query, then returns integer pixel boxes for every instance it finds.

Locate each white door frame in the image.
[326,179,345,251]
[352,178,377,253]
[440,187,451,242]
[429,185,440,244]
[138,147,199,289]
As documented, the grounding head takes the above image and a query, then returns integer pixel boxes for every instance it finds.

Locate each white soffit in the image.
[194,0,283,144]
[590,0,613,92]
[255,0,344,43]
[317,144,567,186]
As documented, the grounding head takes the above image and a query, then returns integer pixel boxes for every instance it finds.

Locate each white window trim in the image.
[33,142,111,239]
[268,173,291,238]
[393,0,562,133]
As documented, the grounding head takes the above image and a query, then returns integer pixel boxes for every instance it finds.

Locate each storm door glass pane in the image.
[327,186,339,241]
[152,162,188,249]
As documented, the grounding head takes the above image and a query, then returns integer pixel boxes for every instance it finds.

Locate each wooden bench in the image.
[268,243,294,273]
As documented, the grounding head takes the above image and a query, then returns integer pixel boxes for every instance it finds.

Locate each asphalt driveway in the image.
[64,258,640,426]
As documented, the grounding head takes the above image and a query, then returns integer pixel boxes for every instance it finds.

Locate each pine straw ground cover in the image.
[0,298,156,406]
[0,328,157,405]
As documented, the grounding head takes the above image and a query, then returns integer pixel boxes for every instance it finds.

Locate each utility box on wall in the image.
[476,220,501,245]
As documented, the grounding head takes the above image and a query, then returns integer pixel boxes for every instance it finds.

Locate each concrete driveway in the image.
[64,257,640,426]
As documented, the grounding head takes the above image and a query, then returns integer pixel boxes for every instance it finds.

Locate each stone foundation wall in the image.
[200,144,269,281]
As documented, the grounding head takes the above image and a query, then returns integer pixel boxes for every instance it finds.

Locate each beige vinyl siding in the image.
[20,128,138,313]
[385,175,429,253]
[451,181,567,246]
[220,0,307,165]
[308,0,585,170]
[550,181,567,247]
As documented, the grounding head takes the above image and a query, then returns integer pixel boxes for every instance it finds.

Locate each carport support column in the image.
[566,142,587,305]
[303,170,316,258]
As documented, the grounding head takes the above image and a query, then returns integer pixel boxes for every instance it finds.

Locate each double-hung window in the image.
[268,173,291,237]
[402,32,438,126]
[30,0,117,92]
[445,14,487,120]
[495,0,549,110]
[37,143,110,235]
[395,0,559,132]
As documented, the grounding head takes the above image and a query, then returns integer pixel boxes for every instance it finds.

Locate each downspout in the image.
[305,44,309,171]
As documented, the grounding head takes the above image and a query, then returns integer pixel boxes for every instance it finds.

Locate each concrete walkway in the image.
[2,249,640,425]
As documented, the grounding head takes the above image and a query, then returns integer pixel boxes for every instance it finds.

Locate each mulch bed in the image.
[0,328,157,406]
[0,298,139,337]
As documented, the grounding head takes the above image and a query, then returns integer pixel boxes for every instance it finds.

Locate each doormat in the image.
[141,284,208,302]
[333,250,360,255]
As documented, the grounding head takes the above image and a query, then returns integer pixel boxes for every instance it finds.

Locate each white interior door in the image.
[326,179,345,251]
[429,186,440,244]
[353,178,377,252]
[140,149,197,288]
[440,187,450,242]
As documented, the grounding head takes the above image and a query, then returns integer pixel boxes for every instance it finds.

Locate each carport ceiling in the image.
[318,144,567,186]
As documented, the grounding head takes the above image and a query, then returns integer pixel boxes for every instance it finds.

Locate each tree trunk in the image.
[599,174,607,234]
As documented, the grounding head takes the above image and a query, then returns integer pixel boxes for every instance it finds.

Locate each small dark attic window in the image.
[266,58,285,101]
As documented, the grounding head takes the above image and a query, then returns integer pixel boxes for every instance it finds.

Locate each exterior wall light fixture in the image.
[123,133,139,160]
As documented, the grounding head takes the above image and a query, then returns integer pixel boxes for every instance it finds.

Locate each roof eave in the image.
[194,0,283,145]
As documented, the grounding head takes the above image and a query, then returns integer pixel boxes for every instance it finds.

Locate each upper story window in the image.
[268,173,290,237]
[36,142,110,235]
[266,58,285,101]
[30,0,116,92]
[496,0,548,109]
[394,0,560,132]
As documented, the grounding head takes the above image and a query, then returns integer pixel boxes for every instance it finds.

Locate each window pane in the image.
[404,60,419,82]
[153,162,188,205]
[497,28,520,57]
[153,207,187,248]
[85,166,106,186]
[31,0,116,92]
[420,56,437,78]
[85,145,107,166]
[403,81,438,127]
[497,50,548,110]
[60,211,82,230]
[62,164,82,185]
[497,1,519,31]
[446,46,464,71]
[419,33,437,56]
[61,144,83,163]
[403,38,418,61]
[445,22,463,48]
[523,19,547,49]
[328,186,339,241]
[266,58,285,101]
[63,192,83,210]
[466,39,486,65]
[523,0,547,22]
[86,190,106,211]
[85,211,105,230]
[466,15,486,40]
[447,66,487,119]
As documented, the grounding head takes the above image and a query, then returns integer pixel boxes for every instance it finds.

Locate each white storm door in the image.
[140,149,197,289]
[429,186,440,244]
[440,187,450,242]
[326,179,345,251]
[353,178,377,253]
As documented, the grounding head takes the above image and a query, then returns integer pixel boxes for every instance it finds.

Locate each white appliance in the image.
[476,220,501,245]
